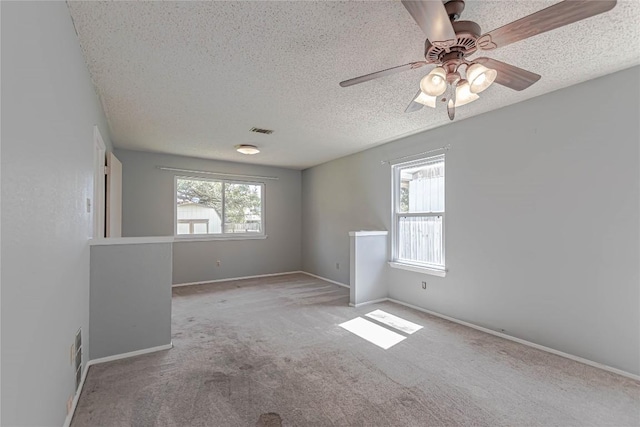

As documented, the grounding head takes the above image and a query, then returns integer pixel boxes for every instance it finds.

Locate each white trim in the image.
[391,153,446,270]
[348,298,388,308]
[301,271,350,289]
[174,175,266,239]
[63,342,173,427]
[381,145,450,165]
[356,293,640,380]
[89,236,174,246]
[92,126,106,239]
[174,235,268,242]
[88,342,173,366]
[158,166,279,181]
[62,357,91,427]
[388,261,447,277]
[172,271,303,287]
[348,230,388,237]
[385,298,640,381]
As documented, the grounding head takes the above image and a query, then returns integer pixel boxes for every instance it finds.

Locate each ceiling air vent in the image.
[250,127,274,135]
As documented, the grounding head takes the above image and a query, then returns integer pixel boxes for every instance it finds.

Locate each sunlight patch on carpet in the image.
[339,317,406,349]
[365,309,423,334]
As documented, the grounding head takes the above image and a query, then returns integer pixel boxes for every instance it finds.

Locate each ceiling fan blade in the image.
[477,0,617,51]
[339,61,428,87]
[401,0,457,45]
[405,90,426,113]
[475,57,541,91]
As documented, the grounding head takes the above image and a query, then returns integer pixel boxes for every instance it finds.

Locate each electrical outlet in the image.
[216,260,221,266]
[336,262,340,270]
[421,281,427,290]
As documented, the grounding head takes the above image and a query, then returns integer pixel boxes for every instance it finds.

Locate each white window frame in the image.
[92,126,106,239]
[390,154,446,277]
[174,175,266,240]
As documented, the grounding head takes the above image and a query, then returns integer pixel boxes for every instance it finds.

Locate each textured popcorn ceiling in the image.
[67,1,640,169]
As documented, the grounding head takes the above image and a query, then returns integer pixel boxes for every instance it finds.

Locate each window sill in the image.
[174,235,268,242]
[388,261,447,277]
[89,236,175,246]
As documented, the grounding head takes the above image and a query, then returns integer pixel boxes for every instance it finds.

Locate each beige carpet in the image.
[71,273,640,426]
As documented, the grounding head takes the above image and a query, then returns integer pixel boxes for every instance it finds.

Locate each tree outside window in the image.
[176,177,264,235]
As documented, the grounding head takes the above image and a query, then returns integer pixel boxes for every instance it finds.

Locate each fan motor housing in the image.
[424,20,481,63]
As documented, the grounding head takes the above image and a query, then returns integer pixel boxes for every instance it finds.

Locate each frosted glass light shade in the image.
[454,80,479,107]
[420,67,447,97]
[414,91,437,108]
[236,144,260,155]
[466,63,497,93]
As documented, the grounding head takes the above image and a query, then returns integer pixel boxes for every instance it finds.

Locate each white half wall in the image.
[115,149,302,284]
[90,242,172,359]
[1,2,113,425]
[302,67,640,376]
[349,231,388,306]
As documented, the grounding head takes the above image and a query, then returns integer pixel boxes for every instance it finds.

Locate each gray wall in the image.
[302,67,640,376]
[1,2,113,425]
[115,149,302,283]
[90,243,172,359]
[302,153,390,285]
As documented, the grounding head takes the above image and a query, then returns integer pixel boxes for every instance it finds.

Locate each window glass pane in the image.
[193,222,208,234]
[177,222,190,234]
[224,183,262,234]
[397,215,443,266]
[176,178,222,234]
[399,160,444,213]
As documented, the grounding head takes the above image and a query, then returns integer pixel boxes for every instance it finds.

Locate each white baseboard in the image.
[172,271,302,287]
[62,358,91,427]
[301,271,350,289]
[386,298,640,382]
[349,298,388,308]
[88,342,173,365]
[273,272,638,380]
[62,342,173,427]
[62,286,637,427]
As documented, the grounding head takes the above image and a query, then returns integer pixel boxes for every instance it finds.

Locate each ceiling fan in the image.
[340,0,617,120]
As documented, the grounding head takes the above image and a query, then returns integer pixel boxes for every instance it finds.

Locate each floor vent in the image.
[250,127,274,135]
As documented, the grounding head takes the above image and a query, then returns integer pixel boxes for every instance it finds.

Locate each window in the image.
[176,177,264,237]
[392,154,445,271]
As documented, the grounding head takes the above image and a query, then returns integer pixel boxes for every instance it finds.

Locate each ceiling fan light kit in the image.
[420,67,447,96]
[340,0,617,121]
[454,80,478,107]
[466,63,497,93]
[413,91,437,108]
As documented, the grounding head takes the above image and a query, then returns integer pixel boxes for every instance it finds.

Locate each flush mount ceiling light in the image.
[340,0,617,120]
[236,144,260,155]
